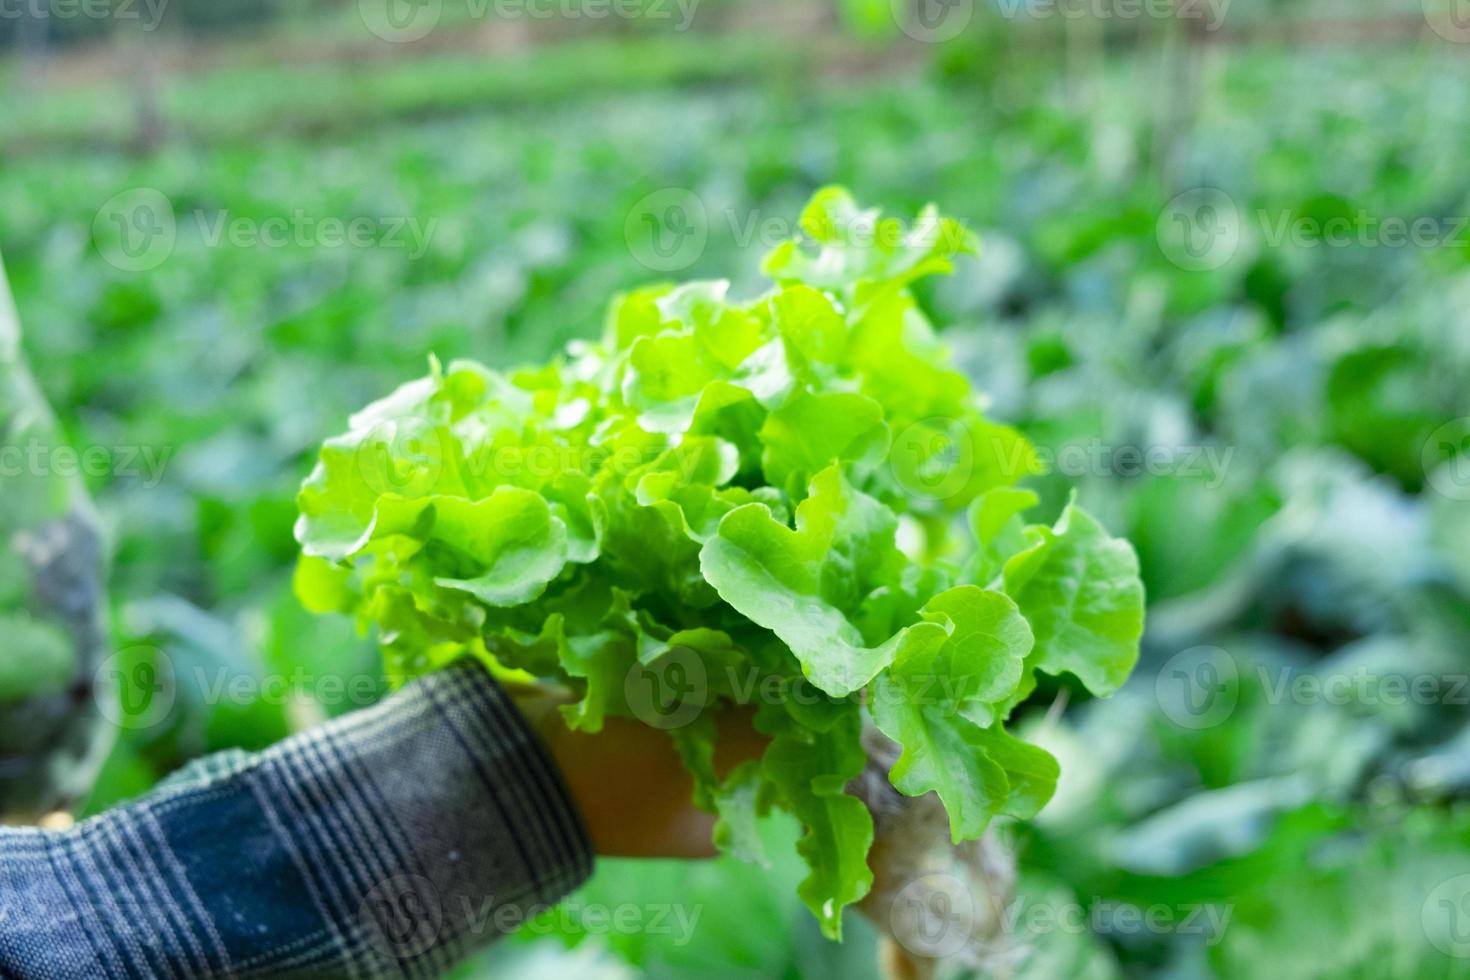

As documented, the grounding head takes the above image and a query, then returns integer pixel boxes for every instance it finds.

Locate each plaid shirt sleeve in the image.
[0,659,595,980]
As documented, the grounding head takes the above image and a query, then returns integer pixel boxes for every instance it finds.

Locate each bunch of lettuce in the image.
[294,189,1145,938]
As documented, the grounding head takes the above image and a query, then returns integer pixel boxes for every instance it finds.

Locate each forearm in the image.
[0,660,592,980]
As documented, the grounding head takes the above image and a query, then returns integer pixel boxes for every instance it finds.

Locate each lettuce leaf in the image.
[294,189,1145,939]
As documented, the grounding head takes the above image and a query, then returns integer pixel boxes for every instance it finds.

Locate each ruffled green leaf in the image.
[759,391,889,500]
[291,190,1144,938]
[700,466,910,696]
[870,586,1034,840]
[762,703,873,940]
[1003,497,1146,697]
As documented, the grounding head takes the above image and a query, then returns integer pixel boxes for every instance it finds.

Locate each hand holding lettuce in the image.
[294,190,1146,938]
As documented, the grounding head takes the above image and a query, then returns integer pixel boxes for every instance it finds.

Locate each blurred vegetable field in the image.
[2,2,1468,977]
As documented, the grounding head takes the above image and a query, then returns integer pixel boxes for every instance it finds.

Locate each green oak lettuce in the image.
[293,189,1145,939]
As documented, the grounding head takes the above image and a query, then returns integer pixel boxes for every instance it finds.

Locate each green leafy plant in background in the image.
[0,253,115,821]
[294,189,1145,937]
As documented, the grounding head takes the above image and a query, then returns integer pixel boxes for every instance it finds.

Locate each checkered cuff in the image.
[0,659,594,979]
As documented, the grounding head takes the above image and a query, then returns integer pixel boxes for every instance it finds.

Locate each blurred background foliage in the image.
[1,0,1468,976]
